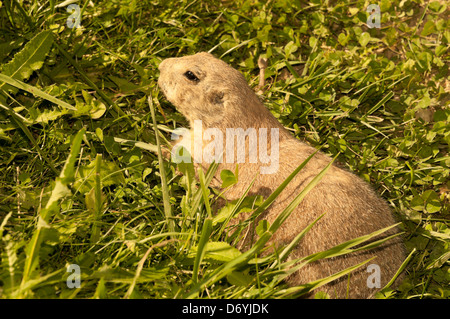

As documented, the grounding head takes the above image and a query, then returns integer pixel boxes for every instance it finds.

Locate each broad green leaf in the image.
[40,179,72,221]
[0,30,54,93]
[338,32,349,46]
[85,186,107,213]
[75,90,107,119]
[348,7,358,16]
[190,241,242,263]
[93,278,108,299]
[0,73,76,110]
[284,41,298,57]
[73,159,125,195]
[421,20,436,36]
[108,75,140,93]
[226,271,253,286]
[31,107,70,124]
[309,36,318,49]
[358,32,370,47]
[256,220,269,237]
[212,195,263,226]
[0,235,20,295]
[0,39,24,63]
[60,128,86,185]
[95,128,104,142]
[422,190,441,214]
[212,203,235,225]
[220,169,237,188]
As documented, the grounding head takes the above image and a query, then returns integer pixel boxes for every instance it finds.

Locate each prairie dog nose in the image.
[158,59,166,71]
[158,57,175,72]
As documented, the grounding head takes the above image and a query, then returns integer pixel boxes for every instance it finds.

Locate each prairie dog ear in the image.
[207,89,225,106]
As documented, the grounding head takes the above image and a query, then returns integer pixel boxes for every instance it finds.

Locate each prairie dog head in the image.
[158,52,266,128]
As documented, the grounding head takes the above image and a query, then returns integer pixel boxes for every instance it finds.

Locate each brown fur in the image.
[158,52,405,298]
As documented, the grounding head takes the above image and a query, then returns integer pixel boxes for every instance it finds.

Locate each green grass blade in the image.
[270,213,325,269]
[192,218,213,283]
[276,256,377,298]
[366,91,394,116]
[124,239,174,299]
[217,175,257,238]
[90,154,103,244]
[187,161,219,220]
[379,248,416,295]
[148,95,175,235]
[198,169,212,219]
[183,231,273,299]
[284,61,301,79]
[9,0,35,29]
[272,223,403,290]
[248,150,319,222]
[219,39,254,58]
[0,101,59,175]
[0,212,13,240]
[268,155,335,234]
[54,41,132,125]
[16,268,66,297]
[183,154,333,298]
[300,223,402,264]
[20,128,85,295]
[112,136,158,153]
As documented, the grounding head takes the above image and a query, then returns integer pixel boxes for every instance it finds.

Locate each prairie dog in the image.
[158,52,405,298]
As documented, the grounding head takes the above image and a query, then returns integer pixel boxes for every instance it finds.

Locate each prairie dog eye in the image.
[184,71,199,82]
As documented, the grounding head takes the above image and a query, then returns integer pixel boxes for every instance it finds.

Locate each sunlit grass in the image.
[0,0,448,299]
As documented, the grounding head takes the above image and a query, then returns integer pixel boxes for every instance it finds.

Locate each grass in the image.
[0,0,448,299]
